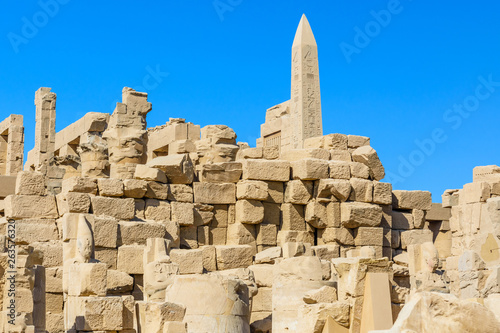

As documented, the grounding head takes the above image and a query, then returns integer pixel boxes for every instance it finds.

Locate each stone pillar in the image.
[283,14,322,152]
[103,87,151,179]
[0,114,24,176]
[33,87,56,170]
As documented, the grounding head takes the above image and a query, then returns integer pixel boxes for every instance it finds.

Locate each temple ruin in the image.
[0,14,499,333]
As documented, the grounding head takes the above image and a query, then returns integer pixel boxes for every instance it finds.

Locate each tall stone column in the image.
[282,14,322,152]
[33,87,56,169]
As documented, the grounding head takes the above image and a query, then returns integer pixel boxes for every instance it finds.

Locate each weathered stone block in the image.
[134,164,168,183]
[355,227,384,246]
[236,199,264,224]
[123,179,148,198]
[117,245,144,274]
[351,146,385,181]
[291,158,329,180]
[392,190,432,210]
[329,161,350,179]
[15,171,46,195]
[5,194,58,219]
[148,154,194,184]
[193,182,236,204]
[91,197,135,220]
[216,245,254,269]
[97,178,124,197]
[237,180,268,200]
[284,180,313,205]
[341,202,382,228]
[171,201,194,226]
[373,182,393,205]
[170,249,204,274]
[242,159,290,182]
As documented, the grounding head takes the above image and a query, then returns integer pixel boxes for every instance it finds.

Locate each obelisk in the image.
[286,14,323,150]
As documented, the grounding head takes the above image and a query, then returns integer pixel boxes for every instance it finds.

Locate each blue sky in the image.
[1,1,500,202]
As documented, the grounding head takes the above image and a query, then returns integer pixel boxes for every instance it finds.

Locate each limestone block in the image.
[291,158,329,180]
[68,263,107,296]
[261,202,280,226]
[473,165,500,183]
[355,227,384,246]
[285,180,313,205]
[253,287,272,312]
[148,154,194,184]
[281,203,306,231]
[119,221,166,245]
[373,182,393,205]
[117,245,145,274]
[15,171,46,195]
[95,248,117,269]
[200,162,242,183]
[256,223,277,246]
[216,245,254,269]
[306,200,328,229]
[426,202,452,221]
[46,267,63,293]
[68,296,124,331]
[264,181,284,203]
[312,244,340,261]
[201,124,237,144]
[145,199,171,220]
[283,241,312,258]
[412,209,426,229]
[193,182,236,204]
[200,245,217,272]
[122,179,148,198]
[348,135,370,148]
[303,285,338,304]
[194,204,214,227]
[340,202,382,228]
[329,179,351,202]
[351,146,385,181]
[62,177,97,195]
[255,246,281,264]
[238,147,263,159]
[236,180,268,200]
[57,192,91,214]
[134,164,167,183]
[168,184,194,202]
[46,292,63,313]
[350,161,370,179]
[180,225,198,249]
[242,159,290,182]
[91,196,135,220]
[97,178,123,197]
[14,218,58,244]
[463,181,491,203]
[145,181,169,200]
[5,194,58,219]
[349,178,373,203]
[235,199,264,224]
[330,149,352,162]
[169,249,204,274]
[171,201,194,226]
[392,190,432,210]
[93,216,118,248]
[277,230,314,247]
[329,161,350,179]
[401,229,433,250]
[169,139,196,154]
[392,210,414,230]
[318,227,354,246]
[281,148,330,161]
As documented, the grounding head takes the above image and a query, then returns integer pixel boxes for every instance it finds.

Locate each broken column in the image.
[103,87,152,179]
[32,88,57,171]
[0,114,24,176]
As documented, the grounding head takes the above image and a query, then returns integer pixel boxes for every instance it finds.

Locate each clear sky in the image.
[1,1,500,202]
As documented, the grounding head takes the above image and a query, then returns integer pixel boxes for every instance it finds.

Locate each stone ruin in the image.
[0,14,499,333]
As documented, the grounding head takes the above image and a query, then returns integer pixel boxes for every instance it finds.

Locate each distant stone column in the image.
[33,87,57,169]
[103,87,151,179]
[0,114,24,175]
[283,14,322,152]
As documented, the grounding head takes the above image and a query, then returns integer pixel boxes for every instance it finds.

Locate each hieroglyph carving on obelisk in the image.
[288,14,323,150]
